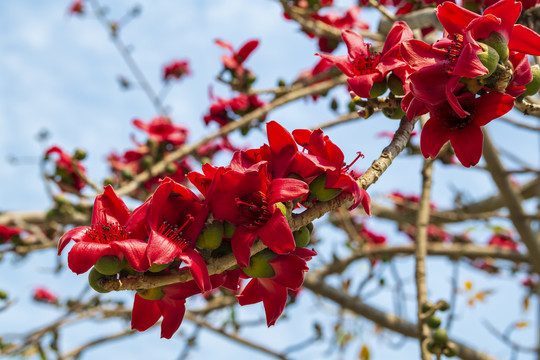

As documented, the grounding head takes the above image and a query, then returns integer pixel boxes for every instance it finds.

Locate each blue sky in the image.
[1,1,539,359]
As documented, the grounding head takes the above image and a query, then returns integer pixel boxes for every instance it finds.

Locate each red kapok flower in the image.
[488,230,519,251]
[317,22,413,98]
[145,179,211,292]
[163,60,190,81]
[45,146,87,192]
[0,225,23,244]
[68,0,84,15]
[205,162,309,267]
[33,287,58,305]
[420,91,514,167]
[215,39,259,77]
[58,185,149,274]
[132,116,188,146]
[237,248,316,326]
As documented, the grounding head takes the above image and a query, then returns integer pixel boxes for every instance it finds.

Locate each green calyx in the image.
[433,328,448,345]
[137,286,165,300]
[148,262,170,273]
[88,268,111,294]
[223,220,237,239]
[94,255,124,276]
[309,173,342,202]
[478,31,508,63]
[196,220,224,250]
[523,64,540,97]
[293,226,311,248]
[381,106,406,120]
[426,315,441,329]
[242,250,276,278]
[369,80,387,98]
[387,73,405,96]
[475,42,500,79]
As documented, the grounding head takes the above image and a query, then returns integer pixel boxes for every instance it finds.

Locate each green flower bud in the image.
[475,42,500,79]
[149,263,170,273]
[140,155,153,169]
[330,98,339,112]
[196,220,224,250]
[478,31,508,63]
[73,149,87,160]
[463,0,481,13]
[103,177,115,187]
[421,302,433,313]
[94,255,124,276]
[426,315,441,329]
[382,106,406,120]
[369,80,387,98]
[387,73,405,95]
[293,226,311,248]
[121,169,134,180]
[523,64,540,96]
[309,173,342,202]
[306,222,314,233]
[433,328,448,345]
[165,163,177,174]
[88,268,111,294]
[242,250,276,278]
[137,286,165,300]
[223,221,237,239]
[0,290,7,300]
[439,300,450,312]
[444,342,458,357]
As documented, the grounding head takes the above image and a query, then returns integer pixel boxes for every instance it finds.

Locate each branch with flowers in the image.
[3,0,540,359]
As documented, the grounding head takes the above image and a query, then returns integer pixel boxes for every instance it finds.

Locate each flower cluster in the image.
[215,39,259,92]
[44,146,87,193]
[318,0,540,167]
[203,92,266,128]
[59,121,370,337]
[163,60,190,82]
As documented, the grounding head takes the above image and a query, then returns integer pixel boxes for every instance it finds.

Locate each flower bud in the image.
[523,64,540,97]
[196,220,224,250]
[0,290,7,300]
[137,286,165,300]
[242,250,276,278]
[426,315,441,329]
[94,255,124,275]
[121,169,134,180]
[475,42,500,79]
[382,106,405,120]
[293,226,311,248]
[478,31,508,63]
[369,80,387,98]
[88,268,111,294]
[443,342,458,357]
[223,221,237,239]
[387,73,405,96]
[309,173,342,202]
[330,98,339,112]
[73,149,87,160]
[433,328,448,345]
[140,155,153,169]
[165,163,177,174]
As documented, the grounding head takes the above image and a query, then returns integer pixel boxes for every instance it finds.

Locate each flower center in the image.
[443,34,464,74]
[158,215,194,251]
[235,191,272,230]
[351,44,381,75]
[85,222,127,244]
[435,109,473,130]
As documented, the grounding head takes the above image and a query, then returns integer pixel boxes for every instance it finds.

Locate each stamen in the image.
[343,151,365,172]
[443,34,464,74]
[85,222,127,244]
[158,215,194,250]
[351,43,381,76]
[235,191,273,230]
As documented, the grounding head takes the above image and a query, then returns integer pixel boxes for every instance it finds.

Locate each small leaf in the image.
[359,344,371,360]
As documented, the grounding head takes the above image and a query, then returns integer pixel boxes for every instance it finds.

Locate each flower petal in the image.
[58,226,88,255]
[67,242,116,274]
[131,293,161,332]
[176,248,211,292]
[231,226,258,268]
[420,118,451,159]
[449,125,484,167]
[258,212,295,255]
[157,297,186,339]
[267,178,309,205]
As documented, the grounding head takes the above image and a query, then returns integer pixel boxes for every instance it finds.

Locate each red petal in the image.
[236,40,259,63]
[449,125,484,167]
[67,242,116,274]
[509,25,540,56]
[131,294,161,332]
[237,278,262,306]
[176,248,211,292]
[258,279,288,326]
[382,21,413,55]
[400,40,443,71]
[58,226,88,255]
[92,185,130,225]
[258,212,295,255]
[484,0,521,40]
[146,230,178,266]
[231,227,258,268]
[267,178,308,204]
[452,43,488,78]
[347,74,380,99]
[110,239,149,272]
[316,53,356,77]
[342,30,368,59]
[420,119,451,159]
[215,39,234,52]
[436,2,479,36]
[270,254,308,289]
[157,297,186,339]
[474,92,515,126]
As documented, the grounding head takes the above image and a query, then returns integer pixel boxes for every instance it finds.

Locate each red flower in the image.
[58,185,149,274]
[205,162,309,267]
[33,287,58,304]
[292,128,371,213]
[488,231,519,251]
[131,291,186,339]
[68,0,84,15]
[45,146,87,192]
[215,39,259,77]
[237,248,316,326]
[163,60,190,81]
[420,91,514,167]
[145,179,211,292]
[132,117,188,146]
[0,225,23,243]
[317,22,413,98]
[203,93,266,127]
